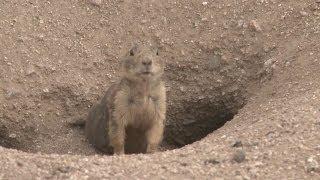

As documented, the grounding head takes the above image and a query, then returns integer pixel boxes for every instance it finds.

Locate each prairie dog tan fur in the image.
[85,44,166,155]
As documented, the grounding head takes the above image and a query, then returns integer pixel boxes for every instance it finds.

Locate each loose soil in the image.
[0,0,319,179]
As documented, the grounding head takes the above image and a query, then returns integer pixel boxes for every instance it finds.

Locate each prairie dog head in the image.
[121,44,164,82]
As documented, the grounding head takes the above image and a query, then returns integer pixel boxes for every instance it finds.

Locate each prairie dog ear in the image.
[129,43,139,56]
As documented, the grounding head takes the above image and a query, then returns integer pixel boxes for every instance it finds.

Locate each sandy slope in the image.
[0,0,320,179]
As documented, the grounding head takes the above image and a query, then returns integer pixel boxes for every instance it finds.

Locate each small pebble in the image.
[300,11,308,16]
[232,140,243,148]
[180,162,188,166]
[26,66,36,76]
[202,2,208,6]
[89,0,102,6]
[9,134,17,138]
[57,166,72,173]
[16,161,23,167]
[204,159,220,165]
[233,150,246,163]
[306,156,319,173]
[249,20,262,32]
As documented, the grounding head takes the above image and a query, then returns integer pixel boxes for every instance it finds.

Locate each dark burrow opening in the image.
[0,101,243,155]
[163,110,236,149]
[0,87,246,155]
[162,97,243,150]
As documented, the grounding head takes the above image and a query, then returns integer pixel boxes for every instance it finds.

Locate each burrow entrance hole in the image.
[0,92,244,155]
[162,97,243,150]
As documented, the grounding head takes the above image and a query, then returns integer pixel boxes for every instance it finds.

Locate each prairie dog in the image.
[85,44,166,155]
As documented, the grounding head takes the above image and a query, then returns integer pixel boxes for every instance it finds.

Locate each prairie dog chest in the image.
[113,81,166,129]
[126,93,158,124]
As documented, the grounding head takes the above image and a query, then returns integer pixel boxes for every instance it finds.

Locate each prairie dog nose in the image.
[142,59,152,66]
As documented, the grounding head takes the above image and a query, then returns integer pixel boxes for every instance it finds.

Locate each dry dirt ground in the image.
[0,0,320,179]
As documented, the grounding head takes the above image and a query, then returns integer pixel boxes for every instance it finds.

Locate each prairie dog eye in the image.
[129,44,139,56]
[129,48,135,56]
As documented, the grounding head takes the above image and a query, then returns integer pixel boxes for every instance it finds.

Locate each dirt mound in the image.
[0,0,320,179]
[0,0,269,154]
